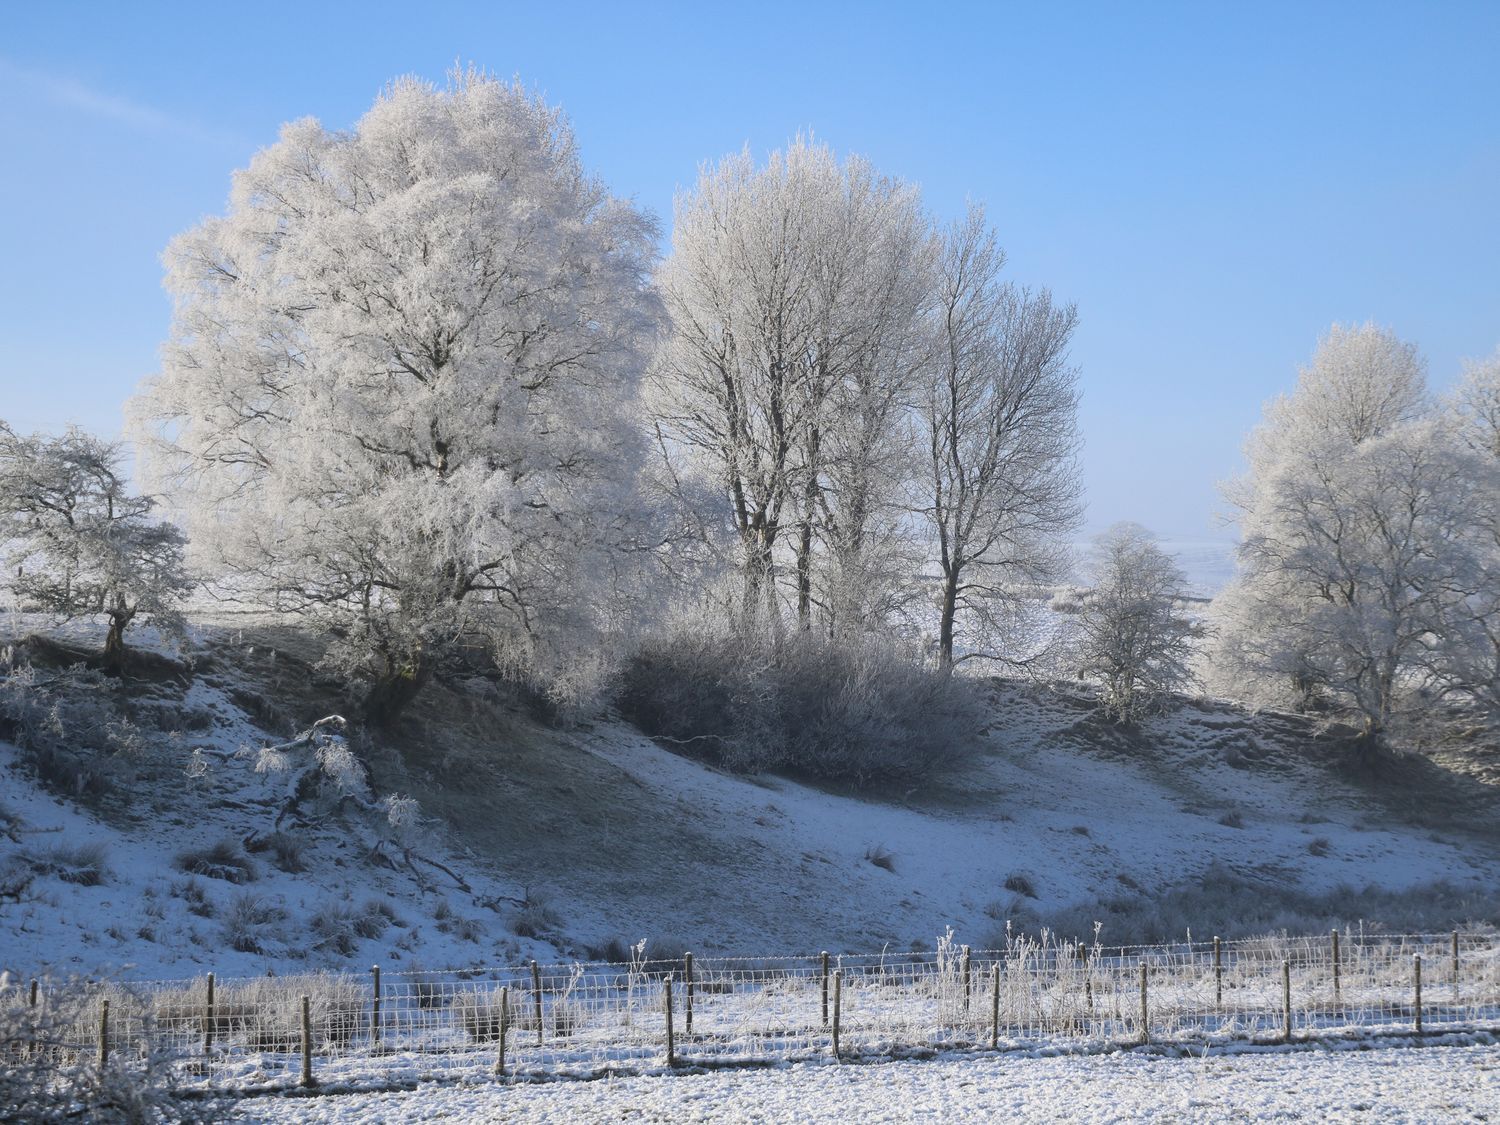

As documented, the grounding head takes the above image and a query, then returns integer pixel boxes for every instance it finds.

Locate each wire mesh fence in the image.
[9,930,1499,1094]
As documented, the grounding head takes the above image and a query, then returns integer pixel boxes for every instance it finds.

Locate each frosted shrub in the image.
[459,990,509,1042]
[0,657,138,800]
[309,899,397,956]
[173,839,257,884]
[618,617,986,785]
[233,976,366,1051]
[222,893,285,955]
[26,843,110,887]
[0,978,212,1123]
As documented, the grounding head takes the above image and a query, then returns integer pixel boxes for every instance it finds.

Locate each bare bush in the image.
[618,621,986,786]
[0,656,141,800]
[174,839,257,884]
[26,842,110,886]
[309,899,399,956]
[246,830,307,874]
[222,893,286,954]
[171,877,216,918]
[512,889,563,940]
[1004,872,1039,899]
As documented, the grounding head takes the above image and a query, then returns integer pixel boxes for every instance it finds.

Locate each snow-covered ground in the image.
[3,629,1497,981]
[238,1043,1500,1123]
[3,611,1497,985]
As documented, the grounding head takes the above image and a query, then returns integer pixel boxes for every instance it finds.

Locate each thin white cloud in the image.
[0,57,248,149]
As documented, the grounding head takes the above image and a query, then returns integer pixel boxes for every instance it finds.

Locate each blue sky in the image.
[2,1,1497,539]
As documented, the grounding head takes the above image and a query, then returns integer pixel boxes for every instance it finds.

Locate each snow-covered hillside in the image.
[3,622,1496,985]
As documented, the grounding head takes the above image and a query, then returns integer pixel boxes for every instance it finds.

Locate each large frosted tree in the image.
[132,72,661,722]
[1215,324,1493,741]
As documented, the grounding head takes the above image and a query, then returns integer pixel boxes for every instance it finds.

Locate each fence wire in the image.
[9,931,1498,1093]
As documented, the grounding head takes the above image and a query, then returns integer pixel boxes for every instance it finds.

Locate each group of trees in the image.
[1213,325,1500,744]
[13,73,1076,740]
[649,142,1081,668]
[3,72,1493,756]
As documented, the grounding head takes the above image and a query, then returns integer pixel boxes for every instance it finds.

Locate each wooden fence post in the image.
[1332,930,1344,1008]
[1138,961,1148,1045]
[300,995,314,1088]
[28,978,37,1008]
[831,969,843,1060]
[684,952,694,1036]
[370,965,381,1046]
[990,963,1000,1050]
[821,951,830,1027]
[1213,936,1222,1009]
[97,998,109,1069]
[1452,931,1460,995]
[1413,954,1422,1034]
[494,986,509,1077]
[530,960,543,1047]
[962,945,972,1012]
[664,976,676,1067]
[203,972,215,1054]
[1281,959,1292,1042]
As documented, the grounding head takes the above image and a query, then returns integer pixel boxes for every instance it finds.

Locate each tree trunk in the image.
[796,518,814,630]
[938,571,959,671]
[365,652,431,728]
[742,532,778,636]
[101,610,132,676]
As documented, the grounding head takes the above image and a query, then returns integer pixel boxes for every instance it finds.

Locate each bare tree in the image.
[1072,523,1197,722]
[0,423,190,673]
[919,206,1082,669]
[648,139,934,636]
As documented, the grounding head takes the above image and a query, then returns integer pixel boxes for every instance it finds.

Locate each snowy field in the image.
[237,1043,1500,1123]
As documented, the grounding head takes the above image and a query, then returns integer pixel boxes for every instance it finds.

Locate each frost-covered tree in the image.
[1420,350,1500,718]
[131,71,661,722]
[647,139,935,635]
[1451,349,1500,460]
[0,423,190,672]
[1073,523,1196,722]
[919,207,1082,669]
[1215,325,1490,741]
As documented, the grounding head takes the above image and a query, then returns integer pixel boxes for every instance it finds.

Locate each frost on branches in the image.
[1070,522,1197,723]
[244,715,464,890]
[1213,324,1500,743]
[647,139,935,637]
[0,423,191,673]
[647,147,1081,661]
[132,70,662,723]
